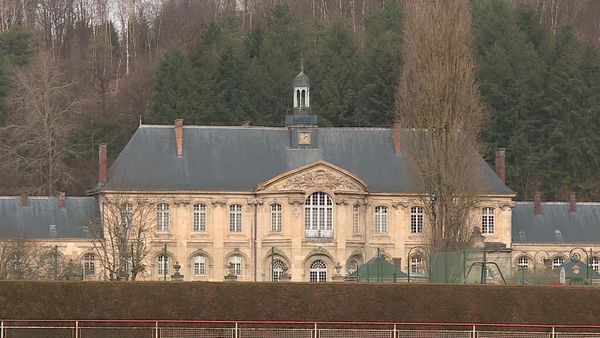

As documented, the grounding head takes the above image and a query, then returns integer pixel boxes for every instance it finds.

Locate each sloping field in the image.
[0,282,598,324]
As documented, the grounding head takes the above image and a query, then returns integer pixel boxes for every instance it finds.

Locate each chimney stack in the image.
[241,121,251,128]
[175,119,184,157]
[59,192,66,209]
[495,148,506,184]
[570,192,577,213]
[392,124,402,154]
[21,193,27,208]
[534,191,541,216]
[98,143,108,185]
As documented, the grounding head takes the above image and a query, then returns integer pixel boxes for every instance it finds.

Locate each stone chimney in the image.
[59,192,66,209]
[392,124,402,154]
[534,191,541,216]
[98,143,108,185]
[241,121,251,128]
[570,192,577,213]
[495,148,506,184]
[175,119,184,157]
[21,193,27,208]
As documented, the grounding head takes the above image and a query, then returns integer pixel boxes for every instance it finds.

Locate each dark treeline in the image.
[0,0,598,201]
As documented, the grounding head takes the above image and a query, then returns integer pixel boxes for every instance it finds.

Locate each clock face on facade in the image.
[298,132,311,145]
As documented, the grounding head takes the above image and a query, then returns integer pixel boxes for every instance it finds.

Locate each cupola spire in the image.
[285,58,317,127]
[292,58,310,111]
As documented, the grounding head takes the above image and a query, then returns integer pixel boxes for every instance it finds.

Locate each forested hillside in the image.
[0,0,598,200]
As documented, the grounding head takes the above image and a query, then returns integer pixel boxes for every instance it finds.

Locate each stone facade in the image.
[98,162,514,282]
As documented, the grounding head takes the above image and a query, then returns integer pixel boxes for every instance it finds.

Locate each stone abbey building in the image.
[1,71,599,282]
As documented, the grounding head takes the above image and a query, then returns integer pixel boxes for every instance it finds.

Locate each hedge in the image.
[0,281,597,324]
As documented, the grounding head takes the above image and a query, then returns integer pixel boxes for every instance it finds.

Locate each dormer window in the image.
[554,229,563,242]
[49,224,57,237]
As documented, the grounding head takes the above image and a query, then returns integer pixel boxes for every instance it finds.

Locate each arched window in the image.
[517,256,529,269]
[304,192,333,238]
[352,205,360,233]
[309,259,327,282]
[296,90,300,108]
[83,253,96,275]
[194,255,206,276]
[228,255,243,276]
[410,256,424,275]
[229,204,243,232]
[482,207,494,234]
[552,256,564,270]
[157,203,170,232]
[193,204,206,232]
[591,257,600,273]
[347,260,358,275]
[410,206,424,234]
[375,206,388,234]
[301,90,306,107]
[271,204,282,232]
[271,259,285,281]
[158,254,169,276]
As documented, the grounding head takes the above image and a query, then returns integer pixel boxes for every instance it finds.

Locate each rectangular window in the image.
[410,206,424,234]
[375,206,388,234]
[157,203,170,232]
[352,205,360,233]
[193,204,206,232]
[122,203,133,228]
[229,204,242,232]
[481,207,494,234]
[271,204,282,232]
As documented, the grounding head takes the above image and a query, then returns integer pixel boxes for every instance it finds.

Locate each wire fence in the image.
[1,320,600,338]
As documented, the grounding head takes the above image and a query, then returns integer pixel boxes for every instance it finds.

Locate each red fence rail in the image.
[2,320,600,338]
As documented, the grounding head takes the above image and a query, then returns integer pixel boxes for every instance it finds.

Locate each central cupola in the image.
[286,62,317,127]
[287,62,318,149]
[293,70,310,112]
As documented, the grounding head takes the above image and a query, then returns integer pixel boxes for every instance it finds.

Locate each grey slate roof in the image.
[293,71,310,87]
[103,125,514,195]
[0,196,99,239]
[512,202,600,243]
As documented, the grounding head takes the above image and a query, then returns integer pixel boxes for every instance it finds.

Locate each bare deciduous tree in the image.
[0,53,81,195]
[0,238,44,280]
[396,0,486,252]
[89,195,157,281]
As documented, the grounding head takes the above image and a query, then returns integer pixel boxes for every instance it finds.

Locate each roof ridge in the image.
[140,124,287,130]
[516,201,600,205]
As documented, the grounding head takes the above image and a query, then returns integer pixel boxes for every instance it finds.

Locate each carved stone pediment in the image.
[173,198,191,206]
[498,201,515,211]
[392,201,409,210]
[257,161,368,193]
[308,247,331,257]
[247,197,264,206]
[212,199,227,207]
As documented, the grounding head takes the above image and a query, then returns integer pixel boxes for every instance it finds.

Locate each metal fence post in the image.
[234,322,238,338]
[155,321,159,338]
[314,322,318,338]
[552,326,555,338]
[75,320,79,338]
[393,324,397,338]
[1,320,4,338]
[472,325,476,338]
